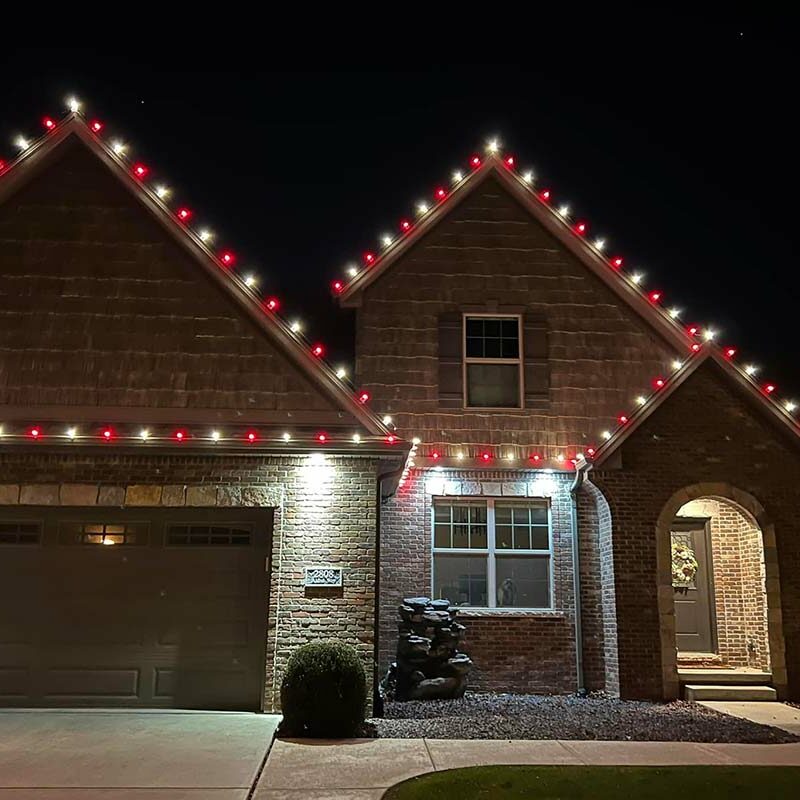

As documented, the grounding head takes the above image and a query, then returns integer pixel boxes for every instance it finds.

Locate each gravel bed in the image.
[366,693,798,743]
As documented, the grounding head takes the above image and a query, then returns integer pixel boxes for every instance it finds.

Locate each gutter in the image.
[569,459,590,694]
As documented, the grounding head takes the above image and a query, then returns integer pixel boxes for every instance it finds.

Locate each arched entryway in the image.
[656,484,787,699]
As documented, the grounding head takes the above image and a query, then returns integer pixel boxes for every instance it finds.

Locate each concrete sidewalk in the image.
[255,737,800,799]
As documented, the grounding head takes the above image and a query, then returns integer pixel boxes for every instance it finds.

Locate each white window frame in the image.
[430,497,553,611]
[462,313,524,410]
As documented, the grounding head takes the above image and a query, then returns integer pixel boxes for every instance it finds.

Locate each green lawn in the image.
[383,765,800,799]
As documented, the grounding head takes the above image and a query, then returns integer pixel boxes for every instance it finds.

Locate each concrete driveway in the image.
[0,710,279,799]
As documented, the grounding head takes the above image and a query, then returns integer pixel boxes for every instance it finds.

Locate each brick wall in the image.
[0,450,379,711]
[677,497,769,670]
[590,359,799,700]
[379,467,578,694]
[354,173,679,454]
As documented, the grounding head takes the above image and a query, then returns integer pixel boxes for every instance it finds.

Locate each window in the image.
[432,499,551,609]
[166,524,252,546]
[464,315,522,408]
[0,521,41,545]
[59,521,147,546]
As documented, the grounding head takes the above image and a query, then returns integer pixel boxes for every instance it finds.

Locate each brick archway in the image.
[655,483,787,699]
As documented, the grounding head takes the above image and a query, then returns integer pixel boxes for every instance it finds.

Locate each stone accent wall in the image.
[0,451,379,711]
[354,173,679,454]
[380,467,578,694]
[677,497,770,670]
[591,360,797,701]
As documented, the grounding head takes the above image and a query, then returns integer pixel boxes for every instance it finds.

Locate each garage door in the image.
[0,507,272,710]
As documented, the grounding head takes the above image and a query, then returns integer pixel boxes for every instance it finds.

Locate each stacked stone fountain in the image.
[381,597,472,701]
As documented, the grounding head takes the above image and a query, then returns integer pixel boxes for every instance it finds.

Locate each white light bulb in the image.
[505,452,515,461]
[381,234,393,248]
[522,171,534,184]
[66,96,81,113]
[244,274,257,288]
[703,328,716,341]
[282,432,291,442]
[15,136,29,150]
[452,170,464,183]
[416,202,429,215]
[593,238,606,251]
[155,185,171,199]
[352,433,362,444]
[335,367,347,379]
[486,138,500,153]
[556,453,565,462]
[411,437,421,446]
[346,266,358,278]
[668,307,682,319]
[784,400,797,413]
[745,365,759,376]
[66,427,77,440]
[111,140,126,156]
[198,229,213,243]
[456,452,464,460]
[672,360,683,371]
[290,320,302,333]
[557,205,570,218]
[211,430,221,442]
[139,428,150,441]
[636,396,647,406]
[631,273,644,285]
[382,415,393,426]
[601,430,612,441]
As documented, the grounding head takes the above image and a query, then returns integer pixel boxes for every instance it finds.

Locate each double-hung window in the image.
[464,315,522,408]
[432,499,552,609]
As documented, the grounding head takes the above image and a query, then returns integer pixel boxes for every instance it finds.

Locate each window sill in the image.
[455,608,564,619]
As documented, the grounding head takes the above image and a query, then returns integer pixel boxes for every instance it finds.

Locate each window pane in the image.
[465,318,483,338]
[452,524,469,548]
[452,505,469,523]
[434,505,450,523]
[470,525,487,549]
[496,556,550,608]
[434,524,450,548]
[531,527,549,550]
[513,528,531,550]
[470,505,486,524]
[501,337,519,358]
[495,505,512,524]
[466,363,520,407]
[501,319,518,338]
[484,337,502,358]
[530,507,548,525]
[512,507,530,524]
[483,319,501,337]
[434,554,488,607]
[496,524,512,549]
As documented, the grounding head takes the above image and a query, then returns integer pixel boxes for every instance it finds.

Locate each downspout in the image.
[570,459,590,694]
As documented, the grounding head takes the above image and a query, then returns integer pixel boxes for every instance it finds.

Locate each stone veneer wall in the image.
[380,467,578,694]
[0,451,379,711]
[677,497,770,670]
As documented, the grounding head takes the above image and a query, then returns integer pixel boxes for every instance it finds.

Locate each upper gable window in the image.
[463,315,522,408]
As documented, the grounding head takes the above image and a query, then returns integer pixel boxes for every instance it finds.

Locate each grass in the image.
[383,765,800,799]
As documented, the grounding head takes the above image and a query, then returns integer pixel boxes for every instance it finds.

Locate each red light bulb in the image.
[90,120,103,133]
[265,297,279,311]
[364,252,375,265]
[29,426,40,439]
[332,280,344,294]
[724,347,737,359]
[311,344,324,358]
[586,447,596,457]
[133,164,148,179]
[357,390,370,404]
[431,451,440,460]
[317,433,327,443]
[648,290,662,304]
[530,453,542,463]
[481,451,491,462]
[765,383,776,394]
[400,219,412,232]
[688,325,699,337]
[246,431,257,442]
[103,428,113,440]
[386,434,397,444]
[177,208,192,222]
[175,430,186,442]
[575,221,587,235]
[691,343,702,353]
[504,155,515,168]
[470,155,481,169]
[653,377,665,389]
[610,257,623,269]
[435,187,447,201]
[539,189,551,202]
[618,415,629,425]
[0,160,6,173]
[220,251,235,267]
[43,117,56,130]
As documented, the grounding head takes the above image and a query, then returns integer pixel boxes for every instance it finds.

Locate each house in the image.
[0,109,797,711]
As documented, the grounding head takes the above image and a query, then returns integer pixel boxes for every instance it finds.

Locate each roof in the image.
[0,108,401,455]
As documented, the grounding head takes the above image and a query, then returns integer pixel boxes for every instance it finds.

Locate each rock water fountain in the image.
[381,596,472,701]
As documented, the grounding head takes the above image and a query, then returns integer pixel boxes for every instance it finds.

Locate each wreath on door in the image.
[671,542,699,594]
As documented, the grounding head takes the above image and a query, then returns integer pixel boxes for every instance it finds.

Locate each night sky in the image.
[2,36,797,397]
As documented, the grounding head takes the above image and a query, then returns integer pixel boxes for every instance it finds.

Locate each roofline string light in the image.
[0,97,396,438]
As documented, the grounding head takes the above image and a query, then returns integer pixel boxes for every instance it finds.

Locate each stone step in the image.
[685,684,777,702]
[678,668,772,685]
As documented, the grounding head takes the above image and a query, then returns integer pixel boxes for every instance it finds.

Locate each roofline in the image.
[0,114,393,439]
[337,153,692,353]
[590,345,800,467]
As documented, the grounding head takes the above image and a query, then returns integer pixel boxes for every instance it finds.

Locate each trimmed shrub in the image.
[280,640,367,737]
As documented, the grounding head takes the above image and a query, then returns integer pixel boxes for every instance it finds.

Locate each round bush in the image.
[280,640,367,737]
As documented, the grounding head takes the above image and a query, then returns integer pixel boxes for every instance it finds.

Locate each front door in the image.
[671,518,716,654]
